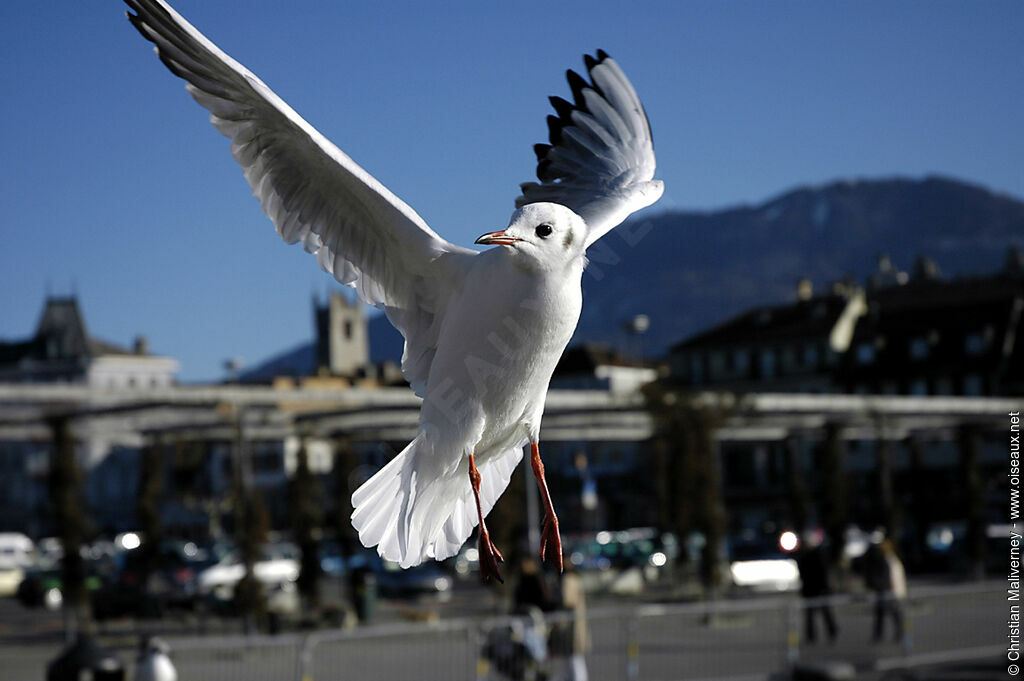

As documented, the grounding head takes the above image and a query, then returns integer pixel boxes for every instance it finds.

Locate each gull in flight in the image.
[125,0,662,581]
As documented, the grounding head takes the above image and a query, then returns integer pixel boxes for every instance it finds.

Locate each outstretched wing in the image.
[516,50,663,249]
[125,0,476,394]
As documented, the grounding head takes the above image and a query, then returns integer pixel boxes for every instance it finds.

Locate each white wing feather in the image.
[125,0,475,394]
[516,51,663,248]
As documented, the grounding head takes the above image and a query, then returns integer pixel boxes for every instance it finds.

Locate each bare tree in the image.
[331,435,360,556]
[47,416,93,636]
[645,386,728,594]
[137,435,165,603]
[874,425,900,542]
[819,422,848,570]
[957,424,986,579]
[288,435,323,613]
[229,410,269,632]
[785,436,811,534]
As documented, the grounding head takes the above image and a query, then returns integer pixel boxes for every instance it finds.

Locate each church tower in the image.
[314,291,369,376]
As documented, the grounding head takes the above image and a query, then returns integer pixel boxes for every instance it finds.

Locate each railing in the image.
[160,581,1004,681]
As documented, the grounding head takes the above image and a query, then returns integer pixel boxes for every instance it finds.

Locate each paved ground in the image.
[0,579,1009,681]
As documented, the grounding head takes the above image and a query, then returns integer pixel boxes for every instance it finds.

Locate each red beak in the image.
[475,230,521,246]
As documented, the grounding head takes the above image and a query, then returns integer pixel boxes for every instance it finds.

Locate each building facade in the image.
[0,296,179,534]
[669,255,1023,398]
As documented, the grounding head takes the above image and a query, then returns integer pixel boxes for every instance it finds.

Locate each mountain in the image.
[367,176,1024,363]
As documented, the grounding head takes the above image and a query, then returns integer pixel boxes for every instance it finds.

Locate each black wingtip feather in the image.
[582,53,606,97]
[126,9,147,37]
[548,96,574,122]
[525,49,647,197]
[565,69,589,108]
[546,115,563,145]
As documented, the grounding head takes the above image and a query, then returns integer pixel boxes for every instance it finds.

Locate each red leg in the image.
[530,442,563,572]
[469,453,504,583]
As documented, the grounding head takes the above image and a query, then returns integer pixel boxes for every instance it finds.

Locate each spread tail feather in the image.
[351,436,523,568]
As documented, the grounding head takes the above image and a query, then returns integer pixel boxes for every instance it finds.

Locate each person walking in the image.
[866,537,906,643]
[796,532,839,644]
[514,556,553,614]
[556,562,590,681]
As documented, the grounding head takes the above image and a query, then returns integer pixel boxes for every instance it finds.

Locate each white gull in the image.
[125,0,663,580]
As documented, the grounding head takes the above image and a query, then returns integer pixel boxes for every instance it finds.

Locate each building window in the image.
[803,343,819,368]
[855,342,875,365]
[963,374,983,396]
[732,348,750,376]
[689,354,704,384]
[252,447,283,474]
[909,337,930,360]
[909,378,928,396]
[708,352,727,380]
[759,348,777,378]
[344,320,353,340]
[964,331,987,356]
[781,346,797,372]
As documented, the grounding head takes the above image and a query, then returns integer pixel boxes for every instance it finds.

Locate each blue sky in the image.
[2,1,1021,381]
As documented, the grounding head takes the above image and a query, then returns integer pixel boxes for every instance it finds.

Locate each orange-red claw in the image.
[479,532,505,584]
[540,513,563,572]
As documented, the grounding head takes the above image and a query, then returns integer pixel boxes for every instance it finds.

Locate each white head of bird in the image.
[476,202,587,274]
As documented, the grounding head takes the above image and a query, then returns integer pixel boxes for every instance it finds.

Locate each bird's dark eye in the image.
[535,223,553,238]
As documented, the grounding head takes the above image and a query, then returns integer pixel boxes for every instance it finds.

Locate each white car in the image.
[0,565,24,597]
[197,542,300,597]
[728,532,801,593]
[0,533,34,597]
[729,557,800,592]
[0,533,34,570]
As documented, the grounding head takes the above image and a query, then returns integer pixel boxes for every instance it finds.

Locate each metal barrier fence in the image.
[167,631,305,681]
[162,581,1004,681]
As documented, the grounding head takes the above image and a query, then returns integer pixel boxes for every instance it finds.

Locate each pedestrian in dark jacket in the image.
[796,532,838,643]
[514,556,553,613]
[865,537,905,643]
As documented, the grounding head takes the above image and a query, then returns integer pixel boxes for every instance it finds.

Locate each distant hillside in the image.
[572,175,1024,357]
[368,176,1024,363]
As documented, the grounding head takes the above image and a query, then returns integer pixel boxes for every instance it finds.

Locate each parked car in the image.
[0,533,34,569]
[0,534,32,597]
[92,540,217,619]
[727,531,800,593]
[376,558,452,600]
[565,528,676,574]
[197,541,300,598]
[339,548,452,600]
[33,537,64,569]
[319,538,347,578]
[0,564,24,597]
[16,566,104,610]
